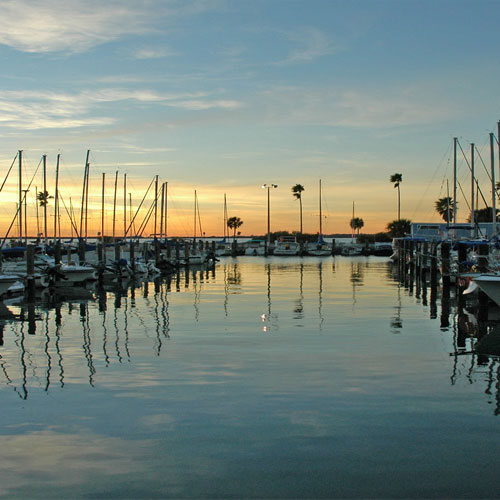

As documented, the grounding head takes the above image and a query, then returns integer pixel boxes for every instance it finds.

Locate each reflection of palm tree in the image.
[292,184,305,234]
[390,173,402,220]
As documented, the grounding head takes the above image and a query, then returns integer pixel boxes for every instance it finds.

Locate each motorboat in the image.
[273,236,300,256]
[244,239,266,256]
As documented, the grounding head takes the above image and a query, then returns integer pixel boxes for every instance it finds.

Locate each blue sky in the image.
[0,0,499,236]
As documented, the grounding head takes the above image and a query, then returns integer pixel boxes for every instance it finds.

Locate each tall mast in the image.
[224,193,228,239]
[101,173,105,242]
[123,174,127,239]
[160,182,165,239]
[491,133,497,235]
[18,150,22,241]
[164,182,168,239]
[112,170,118,242]
[351,201,355,240]
[193,190,197,243]
[319,179,323,238]
[154,175,158,240]
[129,193,133,237]
[43,154,47,244]
[79,150,90,240]
[54,154,60,241]
[453,137,458,223]
[471,143,475,237]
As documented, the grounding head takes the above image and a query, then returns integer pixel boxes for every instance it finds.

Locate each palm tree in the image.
[37,190,53,207]
[386,218,411,238]
[435,197,456,222]
[227,216,243,242]
[291,184,305,234]
[390,173,402,221]
[350,217,364,235]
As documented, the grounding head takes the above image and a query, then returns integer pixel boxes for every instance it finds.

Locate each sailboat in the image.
[341,201,362,256]
[306,179,331,256]
[215,194,232,257]
[182,190,209,266]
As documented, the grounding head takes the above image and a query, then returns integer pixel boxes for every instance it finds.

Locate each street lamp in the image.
[261,183,278,256]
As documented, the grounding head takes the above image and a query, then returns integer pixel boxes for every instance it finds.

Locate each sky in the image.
[0,0,499,238]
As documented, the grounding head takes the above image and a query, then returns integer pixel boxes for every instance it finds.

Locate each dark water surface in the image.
[1,256,499,499]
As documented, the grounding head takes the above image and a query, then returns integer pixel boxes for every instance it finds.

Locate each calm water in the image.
[1,256,500,499]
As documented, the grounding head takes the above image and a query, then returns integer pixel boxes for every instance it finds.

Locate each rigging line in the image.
[457,140,489,209]
[197,196,203,237]
[124,177,155,238]
[59,193,80,238]
[0,153,18,193]
[456,179,471,212]
[411,140,452,220]
[475,144,493,183]
[0,156,43,246]
[135,197,156,239]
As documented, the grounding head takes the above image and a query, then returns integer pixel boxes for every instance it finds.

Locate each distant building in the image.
[411,222,497,240]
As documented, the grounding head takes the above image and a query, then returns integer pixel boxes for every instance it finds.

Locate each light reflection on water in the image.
[1,256,500,498]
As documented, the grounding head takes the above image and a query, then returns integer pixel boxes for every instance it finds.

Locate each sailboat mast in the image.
[18,150,22,241]
[43,154,47,244]
[193,190,197,243]
[319,179,323,237]
[224,193,228,239]
[453,137,458,223]
[351,201,355,240]
[112,170,118,242]
[101,173,105,242]
[471,143,475,236]
[123,173,127,239]
[164,182,168,238]
[490,133,496,235]
[79,150,90,240]
[54,154,60,241]
[154,175,158,240]
[160,182,165,239]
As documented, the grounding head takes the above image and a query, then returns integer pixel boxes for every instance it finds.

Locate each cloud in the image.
[0,88,243,130]
[132,47,179,59]
[0,0,156,53]
[257,84,452,128]
[0,0,216,54]
[275,27,340,66]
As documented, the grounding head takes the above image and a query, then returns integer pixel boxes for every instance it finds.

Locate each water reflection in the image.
[1,258,500,416]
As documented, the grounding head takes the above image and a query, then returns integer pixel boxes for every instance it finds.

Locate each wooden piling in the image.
[441,241,450,299]
[130,241,135,273]
[78,238,86,265]
[25,244,36,300]
[184,241,190,266]
[54,240,61,265]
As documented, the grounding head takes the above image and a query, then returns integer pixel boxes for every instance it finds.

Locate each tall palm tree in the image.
[435,197,456,222]
[291,184,305,234]
[350,217,364,235]
[390,173,402,221]
[227,216,243,242]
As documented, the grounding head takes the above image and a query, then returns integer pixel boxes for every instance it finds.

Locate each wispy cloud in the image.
[0,88,243,130]
[275,27,340,66]
[0,1,155,53]
[0,0,216,54]
[132,47,179,59]
[257,84,452,128]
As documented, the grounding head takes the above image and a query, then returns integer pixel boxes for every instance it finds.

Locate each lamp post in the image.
[262,183,278,256]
